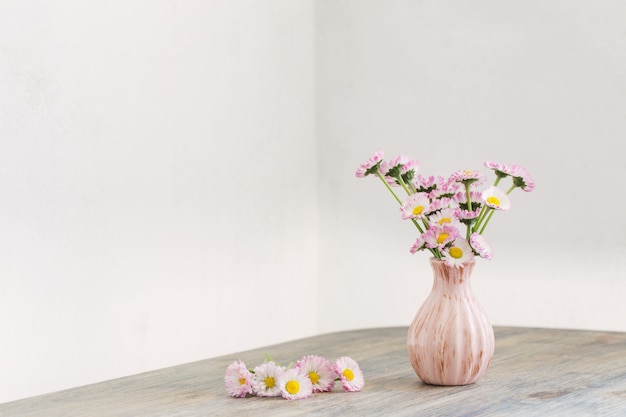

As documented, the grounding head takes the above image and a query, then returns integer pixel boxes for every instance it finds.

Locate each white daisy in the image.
[442,238,475,267]
[400,193,431,220]
[253,361,285,397]
[278,368,313,400]
[427,207,460,227]
[333,356,365,392]
[295,355,335,393]
[482,186,511,211]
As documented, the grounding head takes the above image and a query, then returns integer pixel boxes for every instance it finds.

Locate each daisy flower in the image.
[423,224,461,249]
[457,208,481,221]
[413,175,445,193]
[333,357,365,392]
[400,193,431,220]
[430,180,461,199]
[452,190,483,210]
[295,355,335,393]
[381,155,419,187]
[278,368,313,400]
[448,170,486,187]
[511,166,535,192]
[380,155,409,178]
[482,186,511,211]
[253,361,285,397]
[484,160,518,179]
[442,238,475,267]
[410,235,427,254]
[470,233,493,260]
[399,159,420,183]
[424,197,452,216]
[224,360,254,398]
[428,207,460,226]
[355,151,384,178]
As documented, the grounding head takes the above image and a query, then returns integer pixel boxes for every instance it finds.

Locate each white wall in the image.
[3,0,626,405]
[317,0,626,334]
[0,0,316,403]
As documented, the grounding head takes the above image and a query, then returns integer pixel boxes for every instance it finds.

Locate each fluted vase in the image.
[407,258,494,385]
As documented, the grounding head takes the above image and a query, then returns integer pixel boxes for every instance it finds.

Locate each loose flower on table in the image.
[333,356,365,392]
[278,368,314,400]
[224,360,254,398]
[224,354,364,400]
[295,354,336,393]
[252,361,285,397]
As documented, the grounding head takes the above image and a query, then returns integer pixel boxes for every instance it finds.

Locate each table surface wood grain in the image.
[2,326,626,417]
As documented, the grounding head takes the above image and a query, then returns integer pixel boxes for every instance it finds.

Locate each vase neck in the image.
[429,258,475,292]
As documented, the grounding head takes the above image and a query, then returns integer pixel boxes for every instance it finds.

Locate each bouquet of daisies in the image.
[356,152,534,267]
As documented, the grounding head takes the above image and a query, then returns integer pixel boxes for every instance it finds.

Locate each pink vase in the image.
[407,258,494,385]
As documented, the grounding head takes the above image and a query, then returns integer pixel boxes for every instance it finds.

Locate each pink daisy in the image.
[429,180,461,199]
[423,224,461,249]
[511,165,535,192]
[400,193,431,220]
[413,175,445,193]
[253,361,285,397]
[355,151,384,178]
[224,360,254,398]
[410,235,427,254]
[424,197,452,215]
[401,159,420,174]
[452,190,483,206]
[381,155,418,186]
[484,160,518,178]
[457,207,481,221]
[447,170,486,187]
[333,357,365,392]
[295,355,336,393]
[470,233,493,260]
[380,154,409,177]
[278,368,313,400]
[399,159,420,183]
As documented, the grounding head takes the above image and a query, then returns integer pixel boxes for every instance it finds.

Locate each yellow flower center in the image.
[264,376,275,389]
[412,206,424,215]
[285,380,300,395]
[238,377,247,386]
[343,368,355,381]
[437,233,449,244]
[449,247,463,259]
[438,217,451,225]
[487,196,500,206]
[308,371,320,384]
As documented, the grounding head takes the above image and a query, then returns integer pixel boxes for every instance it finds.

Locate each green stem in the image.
[407,180,417,194]
[375,168,439,258]
[375,170,403,205]
[464,182,472,240]
[396,174,413,197]
[479,209,496,234]
[472,206,489,233]
[506,184,517,195]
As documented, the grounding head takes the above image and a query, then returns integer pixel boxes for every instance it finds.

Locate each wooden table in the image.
[2,326,626,416]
